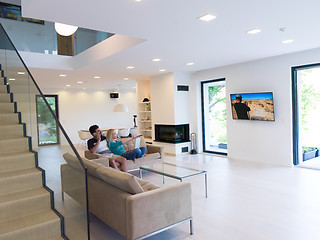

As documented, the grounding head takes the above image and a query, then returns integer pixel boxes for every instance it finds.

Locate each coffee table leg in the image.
[139,168,142,179]
[205,173,208,198]
[163,175,165,184]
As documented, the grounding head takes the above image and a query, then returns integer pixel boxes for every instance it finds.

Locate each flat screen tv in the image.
[230,92,275,121]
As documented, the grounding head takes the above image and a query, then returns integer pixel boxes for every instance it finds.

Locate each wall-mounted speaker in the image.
[110,92,119,98]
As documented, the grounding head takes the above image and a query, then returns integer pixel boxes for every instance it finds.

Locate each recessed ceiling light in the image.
[9,78,15,81]
[66,84,70,87]
[247,28,262,34]
[152,58,161,62]
[159,69,166,72]
[94,76,100,79]
[18,72,25,75]
[282,39,294,44]
[135,0,142,2]
[60,74,66,77]
[186,62,194,66]
[77,81,83,84]
[198,14,216,22]
[126,66,135,69]
[123,78,129,80]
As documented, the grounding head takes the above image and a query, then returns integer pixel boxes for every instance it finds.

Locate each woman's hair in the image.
[106,128,116,144]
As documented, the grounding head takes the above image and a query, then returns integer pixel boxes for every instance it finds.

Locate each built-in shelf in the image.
[138,101,152,139]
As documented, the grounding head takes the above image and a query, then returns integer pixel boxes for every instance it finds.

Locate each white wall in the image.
[150,73,175,124]
[42,88,137,144]
[173,72,190,125]
[192,47,320,167]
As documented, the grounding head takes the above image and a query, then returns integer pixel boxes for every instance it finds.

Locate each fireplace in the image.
[155,124,190,143]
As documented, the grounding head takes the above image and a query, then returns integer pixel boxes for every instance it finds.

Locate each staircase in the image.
[0,75,64,239]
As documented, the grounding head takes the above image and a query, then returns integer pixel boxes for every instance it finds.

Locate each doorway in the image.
[292,64,320,167]
[201,78,227,155]
[36,95,60,146]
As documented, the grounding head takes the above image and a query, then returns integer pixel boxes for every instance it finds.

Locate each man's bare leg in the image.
[109,158,120,171]
[115,156,127,172]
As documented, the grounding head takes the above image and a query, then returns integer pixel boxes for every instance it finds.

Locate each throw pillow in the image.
[96,167,144,194]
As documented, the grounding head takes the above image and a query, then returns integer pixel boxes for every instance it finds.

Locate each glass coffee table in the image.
[139,162,208,198]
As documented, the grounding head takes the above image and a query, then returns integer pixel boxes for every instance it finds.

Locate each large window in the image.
[201,79,227,155]
[36,95,59,146]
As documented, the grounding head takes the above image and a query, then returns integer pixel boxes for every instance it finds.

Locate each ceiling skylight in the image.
[186,62,194,66]
[198,14,216,22]
[152,58,161,62]
[59,74,66,77]
[247,28,261,34]
[9,78,15,81]
[159,69,166,72]
[94,76,101,79]
[126,66,135,69]
[18,72,25,75]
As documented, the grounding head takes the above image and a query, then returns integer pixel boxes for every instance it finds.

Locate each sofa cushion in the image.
[96,167,144,194]
[141,152,160,161]
[63,153,84,171]
[136,178,159,191]
[82,159,103,178]
[92,158,109,167]
[122,136,146,151]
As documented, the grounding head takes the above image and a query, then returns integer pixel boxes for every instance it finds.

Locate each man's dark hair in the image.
[89,125,99,135]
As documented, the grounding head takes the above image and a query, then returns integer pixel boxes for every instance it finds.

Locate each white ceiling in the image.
[19,0,320,90]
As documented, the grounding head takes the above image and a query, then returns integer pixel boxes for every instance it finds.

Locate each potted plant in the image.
[302,146,318,161]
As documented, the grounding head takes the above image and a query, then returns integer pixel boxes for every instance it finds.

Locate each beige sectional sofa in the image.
[61,153,193,240]
[84,136,164,171]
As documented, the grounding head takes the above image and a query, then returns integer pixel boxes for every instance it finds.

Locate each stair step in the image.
[9,85,37,94]
[0,188,51,223]
[0,113,19,125]
[0,85,7,93]
[0,210,61,240]
[0,168,42,196]
[0,124,24,140]
[0,93,10,103]
[0,102,15,113]
[0,151,35,173]
[0,137,29,155]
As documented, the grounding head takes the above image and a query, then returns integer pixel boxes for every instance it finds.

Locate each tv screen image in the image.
[230,92,275,121]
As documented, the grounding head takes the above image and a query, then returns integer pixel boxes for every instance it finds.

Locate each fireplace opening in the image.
[155,124,190,143]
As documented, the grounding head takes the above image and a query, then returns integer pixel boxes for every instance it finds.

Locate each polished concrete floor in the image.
[38,144,320,240]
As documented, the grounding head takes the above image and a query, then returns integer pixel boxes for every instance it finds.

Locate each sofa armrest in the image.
[146,144,164,159]
[61,164,87,205]
[125,182,192,240]
[84,150,102,160]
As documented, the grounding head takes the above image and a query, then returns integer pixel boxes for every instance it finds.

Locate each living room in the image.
[1,0,320,239]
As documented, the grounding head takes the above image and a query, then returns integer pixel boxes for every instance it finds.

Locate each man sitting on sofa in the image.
[88,125,127,172]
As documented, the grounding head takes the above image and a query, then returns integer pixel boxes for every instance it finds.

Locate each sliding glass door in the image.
[201,78,227,155]
[36,95,59,146]
[292,64,320,165]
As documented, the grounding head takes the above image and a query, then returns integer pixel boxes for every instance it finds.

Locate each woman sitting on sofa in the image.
[88,125,127,172]
[106,128,146,160]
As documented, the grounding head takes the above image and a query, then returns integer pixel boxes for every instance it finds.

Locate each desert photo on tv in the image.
[230,92,275,121]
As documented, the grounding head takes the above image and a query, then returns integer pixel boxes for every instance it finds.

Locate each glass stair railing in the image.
[0,22,89,239]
